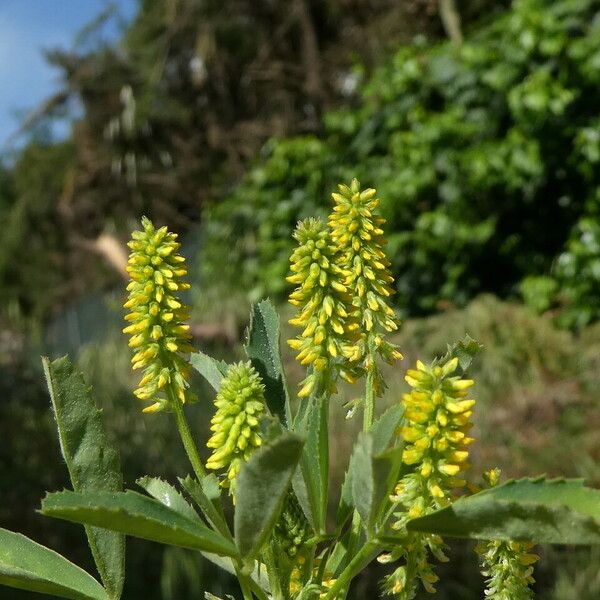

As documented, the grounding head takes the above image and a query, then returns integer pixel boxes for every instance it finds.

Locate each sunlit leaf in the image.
[245,299,291,426]
[0,528,108,600]
[43,356,124,599]
[408,477,600,545]
[41,491,238,557]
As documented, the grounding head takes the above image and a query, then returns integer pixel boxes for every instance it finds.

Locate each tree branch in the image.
[439,0,463,46]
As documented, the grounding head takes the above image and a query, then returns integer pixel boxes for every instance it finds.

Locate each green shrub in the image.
[199,0,600,324]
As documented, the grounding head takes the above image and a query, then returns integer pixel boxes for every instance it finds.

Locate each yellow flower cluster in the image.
[380,540,443,598]
[381,357,475,598]
[400,357,474,501]
[289,556,336,599]
[287,181,402,398]
[287,218,358,397]
[328,179,401,373]
[206,361,265,495]
[123,217,193,413]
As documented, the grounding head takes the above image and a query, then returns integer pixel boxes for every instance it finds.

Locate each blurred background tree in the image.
[199,0,600,328]
[1,1,600,599]
[2,0,491,330]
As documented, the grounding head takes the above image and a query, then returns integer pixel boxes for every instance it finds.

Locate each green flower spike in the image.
[287,217,358,398]
[274,493,310,560]
[381,357,475,598]
[475,469,539,600]
[328,179,401,386]
[476,540,538,600]
[206,361,265,495]
[123,216,194,413]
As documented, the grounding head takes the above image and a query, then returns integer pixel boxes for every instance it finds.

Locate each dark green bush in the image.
[199,0,600,324]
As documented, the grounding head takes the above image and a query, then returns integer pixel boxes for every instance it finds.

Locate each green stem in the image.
[362,365,376,433]
[168,384,266,600]
[170,386,206,480]
[169,389,261,600]
[322,542,380,600]
[338,355,377,598]
[168,385,232,539]
[249,579,269,600]
[238,572,255,600]
[262,545,288,600]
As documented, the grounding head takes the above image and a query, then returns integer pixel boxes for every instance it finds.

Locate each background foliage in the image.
[199,0,600,327]
[0,0,478,330]
[1,0,600,598]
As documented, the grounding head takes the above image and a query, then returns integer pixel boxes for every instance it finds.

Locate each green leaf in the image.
[436,334,483,374]
[138,477,242,584]
[177,476,231,540]
[244,299,291,426]
[179,474,221,506]
[41,491,238,557]
[235,432,304,558]
[190,351,229,391]
[0,528,108,600]
[136,477,200,522]
[407,477,600,545]
[191,473,222,502]
[292,395,328,533]
[42,356,125,599]
[371,404,404,455]
[338,405,403,527]
[350,434,403,533]
[141,478,239,582]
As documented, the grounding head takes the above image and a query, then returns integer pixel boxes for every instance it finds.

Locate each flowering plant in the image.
[2,181,600,600]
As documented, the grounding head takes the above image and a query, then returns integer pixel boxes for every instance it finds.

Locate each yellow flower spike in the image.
[287,218,358,397]
[399,357,476,499]
[206,362,265,497]
[123,217,193,413]
[382,356,477,599]
[328,179,401,375]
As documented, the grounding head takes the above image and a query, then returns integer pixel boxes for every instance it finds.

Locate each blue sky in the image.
[0,0,136,148]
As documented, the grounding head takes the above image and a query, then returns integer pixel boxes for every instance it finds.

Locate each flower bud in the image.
[206,362,265,496]
[475,539,538,600]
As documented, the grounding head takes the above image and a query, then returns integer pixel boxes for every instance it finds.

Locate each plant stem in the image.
[362,365,376,433]
[340,355,377,597]
[439,0,463,45]
[169,388,262,600]
[169,385,206,480]
[249,578,269,600]
[263,544,288,600]
[238,572,255,600]
[168,385,232,538]
[322,542,380,600]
